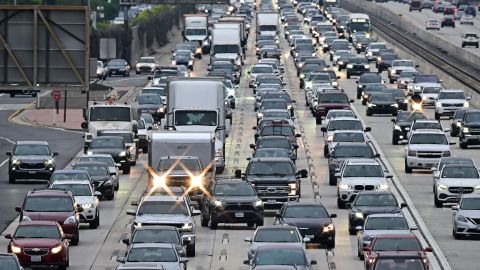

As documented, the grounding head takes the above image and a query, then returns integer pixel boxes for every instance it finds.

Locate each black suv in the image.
[86,136,131,174]
[6,141,58,184]
[391,111,427,145]
[356,73,383,99]
[327,142,378,186]
[235,158,308,209]
[73,162,115,200]
[459,109,480,149]
[347,191,406,235]
[250,135,298,161]
[200,178,264,229]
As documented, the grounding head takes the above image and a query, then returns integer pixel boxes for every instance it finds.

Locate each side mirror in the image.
[400,203,408,208]
[126,209,136,216]
[244,237,252,242]
[94,191,102,196]
[355,226,363,231]
[374,153,381,158]
[334,173,340,177]
[364,127,371,132]
[295,134,301,138]
[386,173,393,179]
[390,119,395,123]
[298,169,308,178]
[330,214,337,218]
[116,256,126,263]
[52,152,59,156]
[6,152,11,156]
[235,169,242,178]
[452,205,459,211]
[303,237,311,243]
[122,238,130,245]
[4,234,12,239]
[250,144,255,149]
[110,172,116,176]
[81,122,88,129]
[15,206,21,212]
[321,127,327,132]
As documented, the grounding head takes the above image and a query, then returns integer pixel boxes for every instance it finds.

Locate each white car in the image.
[321,109,356,128]
[426,19,441,30]
[404,129,454,173]
[421,86,442,106]
[336,159,392,209]
[435,89,470,120]
[434,164,480,208]
[388,59,417,83]
[460,15,474,25]
[50,179,100,229]
[324,130,366,157]
[135,56,158,74]
[248,64,275,88]
[452,194,480,239]
[321,117,370,140]
[461,32,479,48]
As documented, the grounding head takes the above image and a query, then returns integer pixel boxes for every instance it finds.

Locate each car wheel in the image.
[392,111,398,116]
[89,212,100,229]
[315,117,322,125]
[389,78,394,84]
[200,209,209,227]
[405,159,412,173]
[114,180,119,191]
[362,100,367,105]
[366,110,372,116]
[8,173,15,184]
[9,92,15,98]
[392,135,399,145]
[453,227,461,239]
[105,191,114,201]
[347,73,351,79]
[434,113,440,120]
[71,234,79,246]
[186,243,196,257]
[123,165,131,174]
[256,219,264,227]
[209,215,218,229]
[326,239,335,249]
[337,197,346,209]
[247,222,255,227]
[329,173,337,186]
[460,140,468,149]
[434,192,443,208]
[32,92,37,97]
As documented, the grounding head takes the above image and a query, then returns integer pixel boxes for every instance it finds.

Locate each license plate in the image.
[31,256,41,262]
[268,200,276,204]
[306,235,314,239]
[235,212,244,218]
[29,171,36,174]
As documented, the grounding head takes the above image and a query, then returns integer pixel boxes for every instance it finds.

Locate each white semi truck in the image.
[210,27,243,67]
[183,14,210,54]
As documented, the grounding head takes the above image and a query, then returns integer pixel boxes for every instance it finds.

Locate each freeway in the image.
[1,1,479,270]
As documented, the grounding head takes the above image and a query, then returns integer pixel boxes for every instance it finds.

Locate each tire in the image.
[390,78,394,84]
[453,228,461,239]
[329,173,337,186]
[326,239,335,249]
[247,222,255,227]
[71,235,79,246]
[362,99,366,105]
[405,159,412,173]
[392,135,398,145]
[434,194,443,208]
[460,140,468,149]
[186,243,196,257]
[256,219,264,227]
[337,197,346,209]
[393,111,398,116]
[8,173,15,184]
[347,73,351,79]
[357,92,361,99]
[114,181,119,191]
[434,113,440,120]
[9,93,15,98]
[366,110,372,116]
[32,93,37,97]
[349,226,356,235]
[315,117,322,125]
[105,191,114,201]
[89,213,100,229]
[200,209,209,227]
[209,213,218,229]
[58,265,67,270]
[123,165,131,174]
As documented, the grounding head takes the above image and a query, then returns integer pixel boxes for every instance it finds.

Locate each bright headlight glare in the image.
[463,127,469,133]
[289,183,297,190]
[153,176,166,186]
[347,64,353,68]
[10,244,21,254]
[64,215,76,224]
[51,244,62,254]
[12,159,20,165]
[182,222,193,230]
[191,176,203,187]
[437,184,448,190]
[214,200,223,207]
[463,101,469,108]
[87,150,93,155]
[338,183,351,190]
[327,135,333,142]
[436,102,442,108]
[377,183,389,190]
[364,65,370,69]
[323,224,334,232]
[254,200,263,207]
[355,212,364,218]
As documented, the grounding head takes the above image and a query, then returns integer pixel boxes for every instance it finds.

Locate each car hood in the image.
[174,126,216,132]
[438,98,466,104]
[437,178,480,186]
[340,177,386,185]
[214,196,258,204]
[246,175,295,183]
[89,148,123,156]
[74,196,95,205]
[370,101,396,105]
[458,209,480,218]
[89,122,132,134]
[408,144,450,151]
[392,66,416,72]
[13,238,61,248]
[283,217,332,228]
[13,155,51,162]
[135,214,191,224]
[353,206,401,215]
[23,211,73,222]
[364,229,411,237]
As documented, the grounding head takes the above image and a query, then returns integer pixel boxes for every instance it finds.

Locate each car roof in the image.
[80,154,113,159]
[131,243,175,249]
[74,161,108,166]
[336,142,371,147]
[215,179,251,185]
[27,189,72,197]
[51,180,92,185]
[16,141,48,145]
[133,225,178,231]
[345,159,380,165]
[373,233,417,239]
[249,157,294,162]
[53,170,88,174]
[410,129,445,135]
[18,220,59,226]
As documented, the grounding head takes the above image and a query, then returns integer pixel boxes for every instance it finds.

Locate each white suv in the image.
[434,164,480,208]
[405,130,453,173]
[388,59,417,83]
[336,159,392,209]
[435,89,470,120]
[248,64,275,88]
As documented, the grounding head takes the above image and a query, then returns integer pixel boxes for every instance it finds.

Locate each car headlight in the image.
[86,150,93,155]
[305,82,313,88]
[338,183,351,190]
[463,101,469,108]
[257,113,263,119]
[474,185,480,190]
[44,159,54,165]
[214,200,224,208]
[364,65,370,69]
[188,61,193,66]
[437,184,448,190]
[463,127,469,133]
[327,135,333,142]
[323,224,335,232]
[300,74,305,79]
[12,159,20,165]
[394,125,401,130]
[289,183,297,195]
[436,102,442,108]
[338,61,344,65]
[368,103,376,107]
[51,244,63,254]
[332,81,338,87]
[456,215,468,223]
[295,52,299,57]
[119,151,126,157]
[182,222,193,231]
[82,203,93,209]
[191,176,203,187]
[414,85,421,90]
[422,95,427,100]
[391,69,396,74]
[408,150,417,156]
[153,176,166,186]
[377,183,389,190]
[323,44,329,47]
[64,215,77,224]
[442,151,451,157]
[347,64,353,68]
[357,44,362,48]
[253,200,263,207]
[311,52,316,57]
[10,244,21,254]
[367,51,373,56]
[354,212,364,219]
[203,40,209,46]
[157,107,164,113]
[22,216,32,222]
[391,103,399,108]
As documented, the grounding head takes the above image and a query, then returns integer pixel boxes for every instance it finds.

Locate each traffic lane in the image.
[0,110,83,233]
[335,64,480,270]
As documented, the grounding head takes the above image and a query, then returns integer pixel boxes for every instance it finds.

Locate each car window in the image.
[0,257,20,269]
[214,183,255,196]
[138,201,189,216]
[365,217,409,230]
[333,133,364,142]
[51,173,89,181]
[24,196,74,212]
[14,145,50,156]
[157,159,201,172]
[373,237,421,251]
[284,205,329,218]
[254,229,301,242]
[441,167,479,178]
[14,225,60,239]
[80,156,115,167]
[248,162,294,175]
[91,138,124,148]
[255,248,307,266]
[51,184,92,196]
[460,197,480,210]
[355,194,397,206]
[333,146,374,158]
[343,165,384,177]
[127,247,177,262]
[328,120,363,131]
[132,230,179,244]
[74,165,108,176]
[409,134,447,145]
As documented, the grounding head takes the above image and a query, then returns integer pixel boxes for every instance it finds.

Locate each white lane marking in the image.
[0,104,26,111]
[0,136,15,144]
[0,94,4,97]
[0,159,8,167]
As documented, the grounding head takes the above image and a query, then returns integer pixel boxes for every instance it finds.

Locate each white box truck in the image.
[165,77,229,173]
[218,16,247,46]
[256,12,279,36]
[148,131,215,201]
[211,28,243,67]
[183,14,210,54]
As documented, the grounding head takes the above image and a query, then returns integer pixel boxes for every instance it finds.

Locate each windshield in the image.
[132,229,179,244]
[139,58,155,63]
[349,58,368,64]
[127,247,177,262]
[142,88,166,96]
[400,71,417,78]
[100,133,133,143]
[373,238,421,251]
[333,133,364,142]
[51,184,92,196]
[255,248,307,266]
[415,75,440,83]
[14,225,60,239]
[14,145,49,156]
[248,162,294,175]
[328,111,355,119]
[137,95,161,105]
[413,122,441,130]
[393,60,414,67]
[261,100,288,110]
[214,183,255,196]
[319,94,349,103]
[343,164,384,177]
[254,228,301,242]
[370,43,387,50]
[263,111,290,119]
[374,258,424,270]
[261,126,294,136]
[461,198,480,210]
[410,134,447,145]
[328,120,363,131]
[296,44,315,51]
[360,75,382,83]
[138,201,189,216]
[89,107,131,122]
[365,217,409,230]
[157,159,201,172]
[213,44,239,54]
[259,25,277,31]
[51,173,89,181]
[258,138,290,149]
[438,91,466,100]
[252,66,274,73]
[382,54,397,61]
[79,157,114,167]
[423,87,441,94]
[185,28,207,36]
[356,194,396,206]
[91,138,123,148]
[332,43,349,50]
[175,111,217,126]
[334,146,374,158]
[108,59,125,66]
[465,112,480,122]
[284,205,329,218]
[154,70,177,78]
[0,258,21,269]
[24,196,73,212]
[255,149,290,158]
[371,94,395,102]
[264,94,291,102]
[74,165,108,176]
[441,167,479,178]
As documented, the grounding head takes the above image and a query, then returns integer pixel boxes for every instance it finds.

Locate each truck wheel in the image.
[216,166,224,174]
[200,209,209,227]
[89,212,100,229]
[256,219,264,227]
[460,140,468,149]
[405,159,412,173]
[186,243,195,257]
[326,239,335,249]
[329,173,336,186]
[392,135,399,145]
[9,93,15,98]
[8,173,15,184]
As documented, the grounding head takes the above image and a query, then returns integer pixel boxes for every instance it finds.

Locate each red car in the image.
[314,90,353,124]
[362,234,432,270]
[15,189,82,245]
[6,221,70,269]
